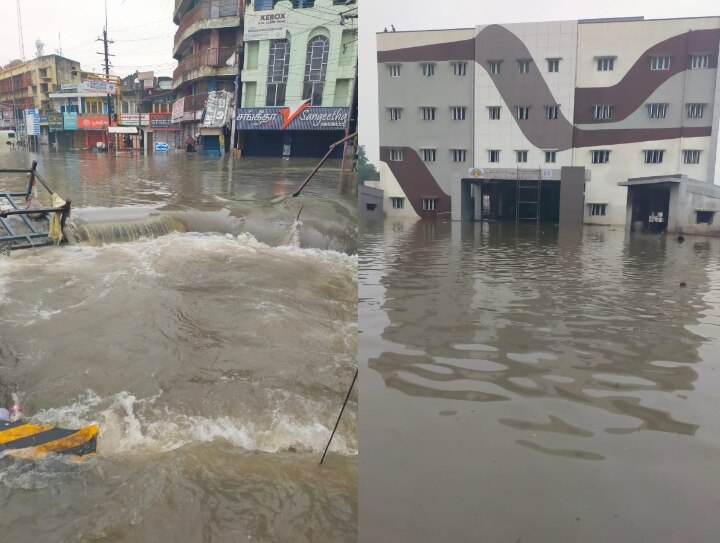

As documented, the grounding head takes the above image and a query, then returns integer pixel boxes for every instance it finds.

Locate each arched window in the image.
[266,39,290,107]
[302,35,329,106]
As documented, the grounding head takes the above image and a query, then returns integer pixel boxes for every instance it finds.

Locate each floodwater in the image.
[0,149,357,541]
[359,219,720,543]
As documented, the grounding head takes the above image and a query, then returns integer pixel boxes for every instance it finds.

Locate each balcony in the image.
[174,0,240,56]
[172,47,237,88]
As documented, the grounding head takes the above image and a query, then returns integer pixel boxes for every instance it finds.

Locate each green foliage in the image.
[357,145,379,184]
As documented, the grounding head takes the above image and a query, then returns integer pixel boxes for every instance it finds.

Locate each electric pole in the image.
[230,0,246,154]
[97,28,115,128]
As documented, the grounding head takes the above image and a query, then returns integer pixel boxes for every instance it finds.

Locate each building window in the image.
[366,203,377,211]
[420,107,436,120]
[489,60,502,74]
[388,107,402,121]
[592,105,613,120]
[690,54,709,69]
[545,105,559,120]
[589,203,607,216]
[545,150,556,163]
[489,150,500,163]
[391,197,405,209]
[591,150,610,164]
[683,150,701,164]
[650,56,671,70]
[597,57,615,71]
[488,106,501,120]
[646,103,668,118]
[451,106,466,120]
[516,150,528,163]
[452,62,467,76]
[302,35,330,106]
[644,149,664,164]
[422,198,437,211]
[687,103,705,118]
[389,148,403,161]
[421,148,436,162]
[266,39,290,107]
[422,63,435,76]
[389,64,401,77]
[451,149,467,162]
[516,106,529,120]
[696,211,714,224]
[517,59,531,73]
[547,58,560,72]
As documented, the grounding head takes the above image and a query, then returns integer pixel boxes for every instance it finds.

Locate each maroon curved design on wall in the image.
[574,28,720,125]
[574,126,712,148]
[380,147,451,219]
[377,38,475,63]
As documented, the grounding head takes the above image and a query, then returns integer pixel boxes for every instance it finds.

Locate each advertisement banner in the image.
[63,112,78,130]
[25,108,41,136]
[119,113,150,126]
[149,113,174,130]
[48,113,63,132]
[77,115,109,130]
[202,91,230,128]
[171,98,185,122]
[235,103,349,131]
[78,80,117,94]
[244,12,288,41]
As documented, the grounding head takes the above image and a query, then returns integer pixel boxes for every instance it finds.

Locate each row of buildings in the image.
[374,16,720,235]
[0,0,358,157]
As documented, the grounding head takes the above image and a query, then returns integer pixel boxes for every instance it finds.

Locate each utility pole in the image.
[230,0,245,154]
[97,28,115,129]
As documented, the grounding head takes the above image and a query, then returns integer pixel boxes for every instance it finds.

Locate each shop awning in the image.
[108,126,138,134]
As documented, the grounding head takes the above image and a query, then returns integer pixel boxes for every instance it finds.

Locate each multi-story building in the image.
[377,16,720,232]
[236,0,358,157]
[172,0,244,154]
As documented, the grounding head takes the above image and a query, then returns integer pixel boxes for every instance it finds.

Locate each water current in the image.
[0,149,357,541]
[359,219,720,543]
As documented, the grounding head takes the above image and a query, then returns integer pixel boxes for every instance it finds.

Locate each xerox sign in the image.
[236,102,349,131]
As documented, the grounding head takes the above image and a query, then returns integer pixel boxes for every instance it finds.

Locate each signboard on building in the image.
[60,83,78,91]
[245,12,288,41]
[468,167,558,181]
[78,80,117,94]
[77,115,109,130]
[24,108,40,136]
[149,113,174,130]
[235,103,349,131]
[119,113,150,126]
[171,97,185,122]
[63,112,78,130]
[202,91,230,128]
[48,113,63,132]
[137,71,154,82]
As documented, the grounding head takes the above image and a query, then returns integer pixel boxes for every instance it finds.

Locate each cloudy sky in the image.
[360,0,720,164]
[0,0,176,77]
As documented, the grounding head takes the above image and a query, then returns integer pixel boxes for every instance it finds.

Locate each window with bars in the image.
[488,106,501,120]
[489,150,500,163]
[690,54,709,69]
[451,106,466,120]
[650,56,671,70]
[387,107,402,121]
[545,105,559,120]
[517,59,531,73]
[420,107,436,120]
[597,57,615,71]
[422,63,436,76]
[489,60,502,74]
[683,150,701,164]
[516,106,529,120]
[547,58,560,72]
[391,197,405,209]
[266,39,290,107]
[302,35,330,105]
[451,149,467,162]
[388,64,401,77]
[421,148,436,162]
[593,105,613,120]
[644,149,664,164]
[545,151,556,163]
[452,62,467,76]
[589,203,607,216]
[687,103,705,118]
[591,150,610,164]
[646,103,668,118]
[516,150,528,163]
[422,198,437,211]
[389,148,403,161]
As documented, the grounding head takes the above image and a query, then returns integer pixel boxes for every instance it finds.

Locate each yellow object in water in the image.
[0,420,98,460]
[48,192,66,244]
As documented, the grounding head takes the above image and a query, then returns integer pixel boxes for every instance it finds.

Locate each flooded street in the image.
[0,150,357,541]
[359,220,720,543]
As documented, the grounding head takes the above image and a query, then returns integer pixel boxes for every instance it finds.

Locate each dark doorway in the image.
[630,185,671,233]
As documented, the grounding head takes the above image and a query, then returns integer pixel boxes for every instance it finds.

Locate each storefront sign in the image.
[24,108,40,136]
[469,167,557,181]
[171,98,185,122]
[78,80,117,94]
[48,113,63,131]
[245,12,288,41]
[119,113,150,126]
[149,113,173,130]
[63,112,78,130]
[202,91,230,128]
[77,115,109,130]
[236,103,349,131]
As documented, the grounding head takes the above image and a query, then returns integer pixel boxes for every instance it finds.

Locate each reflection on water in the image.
[360,219,720,543]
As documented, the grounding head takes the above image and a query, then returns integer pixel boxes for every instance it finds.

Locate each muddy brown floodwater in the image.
[0,150,357,542]
[359,219,720,543]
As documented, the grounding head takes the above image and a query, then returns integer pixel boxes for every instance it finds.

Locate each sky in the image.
[359,0,720,166]
[0,0,176,78]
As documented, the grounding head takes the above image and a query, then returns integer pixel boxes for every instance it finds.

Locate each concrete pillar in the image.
[559,167,586,228]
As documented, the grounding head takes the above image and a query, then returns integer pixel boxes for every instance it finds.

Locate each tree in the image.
[357,145,380,184]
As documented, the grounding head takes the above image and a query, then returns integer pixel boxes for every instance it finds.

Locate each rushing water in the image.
[359,219,720,543]
[0,149,357,541]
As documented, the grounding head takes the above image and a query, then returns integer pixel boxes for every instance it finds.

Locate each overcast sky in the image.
[0,0,176,78]
[360,0,720,167]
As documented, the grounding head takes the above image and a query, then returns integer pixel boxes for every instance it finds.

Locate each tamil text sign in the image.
[79,80,117,94]
[245,12,288,41]
[48,113,63,132]
[63,112,78,130]
[468,168,557,181]
[236,105,349,131]
[120,113,150,126]
[77,115,109,130]
[24,108,40,136]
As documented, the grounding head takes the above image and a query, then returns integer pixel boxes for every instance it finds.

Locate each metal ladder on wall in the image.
[516,178,541,221]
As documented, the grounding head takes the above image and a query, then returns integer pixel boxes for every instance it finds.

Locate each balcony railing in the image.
[173,47,236,81]
[175,0,239,48]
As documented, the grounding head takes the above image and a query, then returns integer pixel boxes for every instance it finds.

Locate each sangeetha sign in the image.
[236,102,349,131]
[245,12,287,41]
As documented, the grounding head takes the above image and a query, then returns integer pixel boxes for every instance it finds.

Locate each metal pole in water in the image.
[320,368,357,465]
